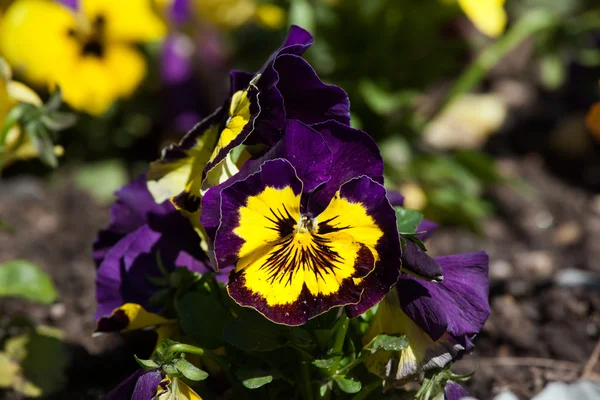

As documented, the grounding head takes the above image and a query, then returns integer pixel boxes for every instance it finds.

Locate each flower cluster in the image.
[95,26,491,399]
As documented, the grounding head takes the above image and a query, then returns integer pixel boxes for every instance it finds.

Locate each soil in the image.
[1,152,600,399]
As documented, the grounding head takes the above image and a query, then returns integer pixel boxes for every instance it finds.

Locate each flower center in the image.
[297,215,317,234]
[68,15,107,58]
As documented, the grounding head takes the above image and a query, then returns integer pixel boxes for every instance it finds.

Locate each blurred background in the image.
[0,0,599,398]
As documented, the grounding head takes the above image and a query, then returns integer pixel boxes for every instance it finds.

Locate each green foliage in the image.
[394,207,424,235]
[334,375,362,394]
[0,88,74,170]
[174,358,208,381]
[73,159,128,204]
[0,260,57,304]
[235,365,275,389]
[0,326,67,398]
[222,312,288,352]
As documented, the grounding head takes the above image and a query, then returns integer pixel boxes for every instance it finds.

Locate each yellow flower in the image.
[0,0,166,115]
[457,0,507,38]
[192,0,285,30]
[0,57,63,168]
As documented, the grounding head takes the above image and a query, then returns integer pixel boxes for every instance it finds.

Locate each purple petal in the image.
[56,0,78,10]
[274,54,350,126]
[401,239,443,281]
[100,369,161,400]
[262,120,332,193]
[445,381,470,400]
[93,175,173,267]
[398,252,491,341]
[169,0,190,25]
[132,370,164,399]
[307,120,384,216]
[387,190,405,207]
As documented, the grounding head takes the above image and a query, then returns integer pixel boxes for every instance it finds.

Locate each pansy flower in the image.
[200,119,401,325]
[101,368,202,400]
[0,0,165,115]
[93,174,225,332]
[364,251,490,380]
[147,25,350,216]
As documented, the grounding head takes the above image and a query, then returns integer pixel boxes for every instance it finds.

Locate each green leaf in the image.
[0,260,57,304]
[178,292,231,349]
[370,334,409,353]
[312,358,335,368]
[235,366,274,389]
[174,358,208,381]
[359,80,419,115]
[334,375,362,394]
[25,122,57,168]
[73,159,128,205]
[540,53,566,90]
[44,88,63,113]
[40,112,77,131]
[222,312,287,352]
[395,207,424,234]
[134,355,160,370]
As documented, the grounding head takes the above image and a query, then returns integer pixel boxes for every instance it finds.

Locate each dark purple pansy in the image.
[100,369,164,400]
[201,120,401,325]
[147,25,350,215]
[445,381,470,400]
[398,251,491,346]
[94,175,221,321]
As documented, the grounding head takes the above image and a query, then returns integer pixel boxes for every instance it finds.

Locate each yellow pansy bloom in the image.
[457,0,507,38]
[0,0,166,115]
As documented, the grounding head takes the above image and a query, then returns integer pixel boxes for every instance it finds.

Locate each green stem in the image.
[299,358,315,400]
[351,380,382,400]
[167,343,205,357]
[432,9,556,121]
[327,313,349,375]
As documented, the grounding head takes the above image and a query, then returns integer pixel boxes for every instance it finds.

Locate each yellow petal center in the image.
[232,187,384,306]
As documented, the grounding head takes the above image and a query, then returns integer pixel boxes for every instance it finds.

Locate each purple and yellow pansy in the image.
[200,120,401,325]
[364,251,490,380]
[146,25,350,216]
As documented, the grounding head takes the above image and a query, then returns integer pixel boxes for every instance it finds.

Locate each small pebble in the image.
[515,251,553,278]
[50,303,66,320]
[552,221,582,246]
[535,210,554,229]
[490,259,512,280]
